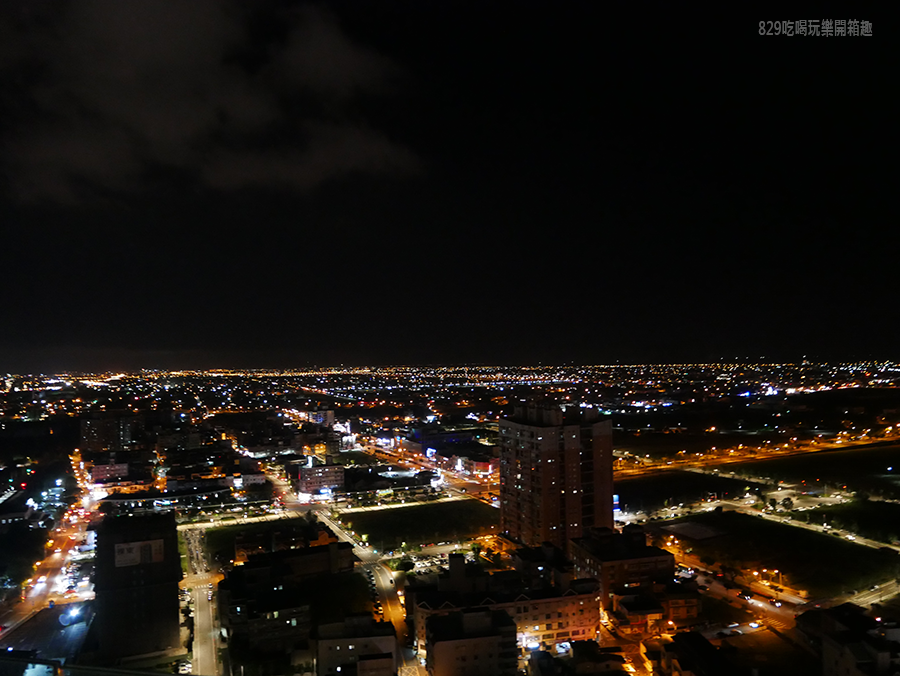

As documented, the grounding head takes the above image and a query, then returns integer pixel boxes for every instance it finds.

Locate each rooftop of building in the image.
[617,595,665,614]
[513,542,571,568]
[428,442,496,460]
[569,641,627,666]
[797,602,900,658]
[666,631,737,676]
[502,404,608,428]
[413,577,599,611]
[653,580,702,600]
[316,614,396,640]
[96,511,176,536]
[570,526,673,563]
[797,602,878,635]
[426,607,515,641]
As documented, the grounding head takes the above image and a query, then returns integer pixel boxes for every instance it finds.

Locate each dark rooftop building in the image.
[568,640,628,672]
[662,631,742,676]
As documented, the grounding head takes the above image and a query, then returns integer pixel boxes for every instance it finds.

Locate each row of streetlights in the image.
[752,568,784,587]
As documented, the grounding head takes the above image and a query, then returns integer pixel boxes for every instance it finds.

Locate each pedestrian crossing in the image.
[766,617,788,631]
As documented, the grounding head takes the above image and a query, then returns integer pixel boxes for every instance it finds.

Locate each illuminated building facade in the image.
[297,462,344,496]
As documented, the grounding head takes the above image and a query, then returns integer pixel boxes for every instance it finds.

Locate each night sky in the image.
[1,3,895,372]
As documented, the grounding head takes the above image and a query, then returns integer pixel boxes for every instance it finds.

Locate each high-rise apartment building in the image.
[499,405,613,548]
[94,513,183,660]
[80,413,143,452]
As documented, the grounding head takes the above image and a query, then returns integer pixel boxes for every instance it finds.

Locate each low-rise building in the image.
[569,525,674,611]
[610,582,702,636]
[89,458,129,483]
[661,631,739,675]
[796,602,900,676]
[568,640,628,673]
[226,541,356,594]
[611,595,665,636]
[313,615,397,676]
[224,589,312,653]
[233,523,339,565]
[411,578,600,657]
[239,472,268,486]
[425,608,517,676]
[297,462,345,496]
[657,582,702,629]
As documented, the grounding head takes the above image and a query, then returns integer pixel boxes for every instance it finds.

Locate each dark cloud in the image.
[0,0,419,203]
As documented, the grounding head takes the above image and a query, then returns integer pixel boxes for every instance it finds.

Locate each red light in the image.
[20,483,26,489]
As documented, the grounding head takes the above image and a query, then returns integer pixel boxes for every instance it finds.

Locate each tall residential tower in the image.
[94,513,183,661]
[499,405,613,548]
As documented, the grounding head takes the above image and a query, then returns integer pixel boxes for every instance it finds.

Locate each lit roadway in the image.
[362,444,499,507]
[698,570,797,633]
[669,550,801,633]
[717,497,900,558]
[315,511,423,675]
[365,433,900,486]
[0,507,92,634]
[183,528,221,676]
[713,498,900,608]
[177,509,309,531]
[263,472,423,675]
[663,498,900,631]
[221,468,424,674]
[0,602,94,660]
[614,433,900,478]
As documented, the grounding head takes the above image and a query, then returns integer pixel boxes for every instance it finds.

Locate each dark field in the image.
[614,471,767,514]
[665,510,900,598]
[800,499,900,545]
[728,443,900,498]
[342,500,499,550]
[206,516,309,562]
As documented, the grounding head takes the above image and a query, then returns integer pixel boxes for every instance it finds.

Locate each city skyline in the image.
[1,3,895,373]
[1,5,897,670]
[3,351,900,673]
